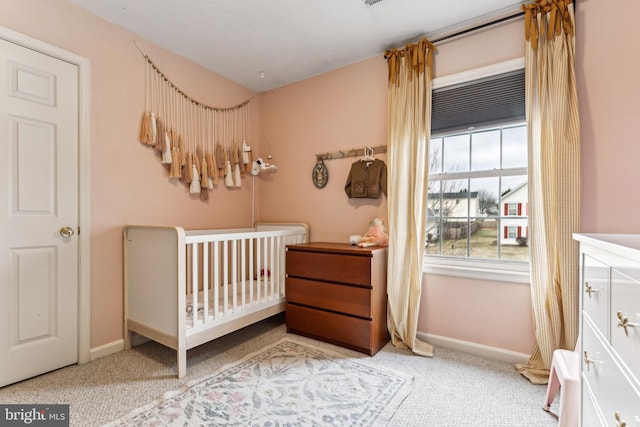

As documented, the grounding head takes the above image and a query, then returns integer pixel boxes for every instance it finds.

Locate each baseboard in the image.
[90,333,529,365]
[417,332,531,365]
[89,339,124,361]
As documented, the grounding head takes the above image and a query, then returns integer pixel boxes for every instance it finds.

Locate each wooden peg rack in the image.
[315,145,387,161]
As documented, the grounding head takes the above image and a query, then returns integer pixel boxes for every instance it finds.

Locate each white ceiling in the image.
[68,0,526,93]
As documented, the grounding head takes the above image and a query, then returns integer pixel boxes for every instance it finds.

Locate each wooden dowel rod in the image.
[316,145,386,161]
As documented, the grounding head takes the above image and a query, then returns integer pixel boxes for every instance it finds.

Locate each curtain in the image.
[384,38,435,357]
[516,0,580,384]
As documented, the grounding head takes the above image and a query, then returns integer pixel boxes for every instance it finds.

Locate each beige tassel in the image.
[181,153,193,184]
[206,152,218,185]
[161,131,172,164]
[224,160,233,187]
[234,163,242,188]
[193,153,201,177]
[216,143,225,177]
[168,132,179,177]
[169,148,181,178]
[139,112,151,145]
[199,188,209,201]
[200,157,209,188]
[232,140,240,164]
[155,118,165,151]
[168,128,176,152]
[190,164,201,194]
[150,112,157,146]
[179,137,186,166]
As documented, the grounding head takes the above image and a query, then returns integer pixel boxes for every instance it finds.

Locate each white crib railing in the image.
[183,228,306,333]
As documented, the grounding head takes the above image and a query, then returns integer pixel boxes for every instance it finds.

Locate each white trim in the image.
[423,259,530,284]
[90,340,123,361]
[432,57,524,90]
[418,332,530,365]
[0,26,92,365]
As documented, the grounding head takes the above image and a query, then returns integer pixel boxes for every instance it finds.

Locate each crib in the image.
[123,222,308,378]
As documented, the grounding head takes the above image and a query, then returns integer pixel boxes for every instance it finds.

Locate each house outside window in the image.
[501,182,528,246]
[424,58,529,283]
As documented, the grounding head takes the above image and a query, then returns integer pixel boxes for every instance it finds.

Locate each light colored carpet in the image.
[0,314,561,426]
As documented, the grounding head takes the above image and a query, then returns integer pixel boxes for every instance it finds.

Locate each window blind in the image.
[431,69,525,135]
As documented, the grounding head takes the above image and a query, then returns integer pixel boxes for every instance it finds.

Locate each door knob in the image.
[60,226,75,238]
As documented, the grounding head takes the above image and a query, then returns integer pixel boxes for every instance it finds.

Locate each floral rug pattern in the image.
[104,338,413,426]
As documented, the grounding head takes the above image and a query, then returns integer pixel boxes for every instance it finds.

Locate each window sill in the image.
[422,257,530,284]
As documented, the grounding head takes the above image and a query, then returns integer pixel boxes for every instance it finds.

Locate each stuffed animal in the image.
[357,217,389,248]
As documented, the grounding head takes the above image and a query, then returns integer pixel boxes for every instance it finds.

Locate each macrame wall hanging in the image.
[137,49,253,201]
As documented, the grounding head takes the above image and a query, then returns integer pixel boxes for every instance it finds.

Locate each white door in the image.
[0,38,79,387]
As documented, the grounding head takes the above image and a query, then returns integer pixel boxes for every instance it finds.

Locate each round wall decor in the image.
[312,159,328,189]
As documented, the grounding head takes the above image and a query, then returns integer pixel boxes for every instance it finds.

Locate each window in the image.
[507,203,519,216]
[424,59,529,282]
[426,124,528,262]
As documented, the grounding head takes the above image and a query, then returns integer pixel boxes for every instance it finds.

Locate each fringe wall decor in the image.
[137,47,252,201]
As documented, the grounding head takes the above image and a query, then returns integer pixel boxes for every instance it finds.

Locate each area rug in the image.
[103,338,413,426]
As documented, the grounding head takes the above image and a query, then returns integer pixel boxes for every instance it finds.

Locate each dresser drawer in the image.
[286,250,371,286]
[582,254,610,335]
[286,303,373,353]
[610,268,640,383]
[582,318,640,426]
[286,277,372,319]
[581,379,606,427]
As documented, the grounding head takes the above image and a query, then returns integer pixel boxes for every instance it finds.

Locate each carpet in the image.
[103,338,413,426]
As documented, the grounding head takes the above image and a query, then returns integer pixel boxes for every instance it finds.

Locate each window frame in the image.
[424,58,529,284]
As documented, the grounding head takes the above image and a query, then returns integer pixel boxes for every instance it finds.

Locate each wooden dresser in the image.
[285,242,389,355]
[574,234,640,426]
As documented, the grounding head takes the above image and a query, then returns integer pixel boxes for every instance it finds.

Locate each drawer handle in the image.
[585,281,599,298]
[615,411,626,427]
[617,311,639,336]
[583,350,596,371]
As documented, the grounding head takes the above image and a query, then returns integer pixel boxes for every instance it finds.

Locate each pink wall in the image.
[2,0,634,356]
[0,0,258,347]
[577,0,640,232]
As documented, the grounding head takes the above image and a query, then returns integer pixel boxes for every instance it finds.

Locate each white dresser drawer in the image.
[582,319,640,427]
[581,379,605,427]
[610,268,640,383]
[582,254,610,335]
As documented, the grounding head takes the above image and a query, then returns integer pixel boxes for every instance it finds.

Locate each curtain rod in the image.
[431,10,525,45]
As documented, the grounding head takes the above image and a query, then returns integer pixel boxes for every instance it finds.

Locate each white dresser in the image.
[574,234,640,427]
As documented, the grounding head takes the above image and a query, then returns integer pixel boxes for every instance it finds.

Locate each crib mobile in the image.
[135,42,257,202]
